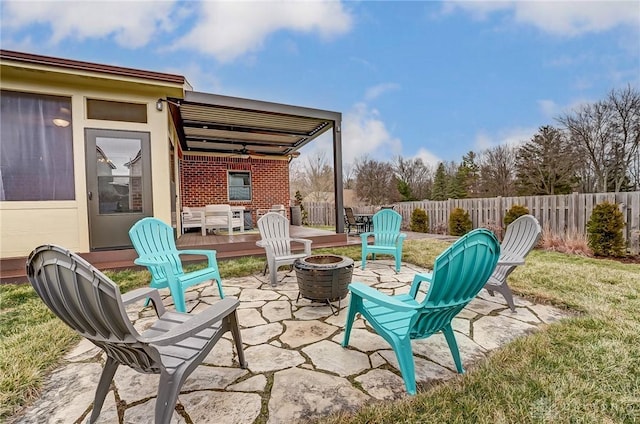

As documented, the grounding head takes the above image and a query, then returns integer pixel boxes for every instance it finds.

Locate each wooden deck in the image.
[0,226,353,284]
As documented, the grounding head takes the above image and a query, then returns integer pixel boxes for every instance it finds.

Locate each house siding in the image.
[180,154,291,225]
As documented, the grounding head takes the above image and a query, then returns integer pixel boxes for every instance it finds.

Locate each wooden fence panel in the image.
[303,191,640,251]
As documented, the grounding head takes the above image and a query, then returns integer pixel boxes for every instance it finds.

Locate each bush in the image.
[587,201,625,257]
[504,204,529,227]
[410,208,429,233]
[449,207,472,236]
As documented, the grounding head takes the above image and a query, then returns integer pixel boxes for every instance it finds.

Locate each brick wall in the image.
[180,154,291,224]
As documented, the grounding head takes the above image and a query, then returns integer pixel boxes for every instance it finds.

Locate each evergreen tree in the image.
[432,162,448,200]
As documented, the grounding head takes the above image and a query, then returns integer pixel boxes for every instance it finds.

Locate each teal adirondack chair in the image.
[361,209,407,272]
[343,228,500,395]
[129,217,224,313]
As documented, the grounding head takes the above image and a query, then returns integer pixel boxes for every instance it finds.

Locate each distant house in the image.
[0,50,343,259]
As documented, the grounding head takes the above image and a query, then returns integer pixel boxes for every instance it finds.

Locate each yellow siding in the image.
[0,62,185,258]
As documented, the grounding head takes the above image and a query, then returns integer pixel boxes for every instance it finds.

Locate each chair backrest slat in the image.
[258,212,292,256]
[413,229,500,335]
[27,245,161,371]
[493,215,541,281]
[372,210,403,245]
[129,218,183,280]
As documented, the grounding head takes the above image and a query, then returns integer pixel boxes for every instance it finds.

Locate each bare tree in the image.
[343,162,356,189]
[558,85,640,192]
[289,152,334,202]
[515,126,578,195]
[478,145,517,197]
[392,156,433,200]
[354,156,398,205]
[607,85,640,191]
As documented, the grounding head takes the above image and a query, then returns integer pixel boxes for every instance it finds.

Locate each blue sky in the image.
[2,1,639,169]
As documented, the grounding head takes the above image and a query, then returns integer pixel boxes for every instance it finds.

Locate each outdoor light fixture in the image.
[156,99,164,111]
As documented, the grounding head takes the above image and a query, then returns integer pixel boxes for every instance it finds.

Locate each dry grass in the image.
[539,225,592,256]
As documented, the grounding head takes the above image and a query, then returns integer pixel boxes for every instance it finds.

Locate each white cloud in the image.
[342,102,402,163]
[364,83,400,101]
[1,1,179,48]
[300,101,402,167]
[171,1,353,62]
[474,127,536,151]
[537,99,559,118]
[444,1,639,36]
[414,148,441,169]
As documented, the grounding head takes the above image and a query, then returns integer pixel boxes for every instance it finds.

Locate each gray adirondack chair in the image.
[485,214,542,311]
[256,212,312,286]
[26,244,247,424]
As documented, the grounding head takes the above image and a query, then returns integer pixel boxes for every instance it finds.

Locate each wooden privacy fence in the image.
[303,191,640,253]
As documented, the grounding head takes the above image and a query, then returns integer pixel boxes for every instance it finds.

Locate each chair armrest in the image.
[145,297,240,345]
[397,233,407,245]
[177,249,217,267]
[349,282,419,312]
[122,287,166,316]
[290,238,312,255]
[497,252,525,266]
[256,240,275,258]
[408,272,432,298]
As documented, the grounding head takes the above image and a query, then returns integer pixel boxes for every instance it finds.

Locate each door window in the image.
[96,137,143,214]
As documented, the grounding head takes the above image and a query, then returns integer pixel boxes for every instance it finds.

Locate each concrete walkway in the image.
[11,260,568,424]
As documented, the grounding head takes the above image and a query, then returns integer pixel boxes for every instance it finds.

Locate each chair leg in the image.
[341,297,361,347]
[269,264,278,287]
[170,285,187,313]
[155,371,182,424]
[394,254,401,273]
[361,250,367,270]
[214,276,225,299]
[498,283,517,312]
[442,324,464,373]
[228,312,248,368]
[88,357,119,424]
[392,337,417,395]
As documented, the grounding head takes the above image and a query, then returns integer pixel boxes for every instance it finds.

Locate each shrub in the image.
[449,207,472,236]
[410,208,429,233]
[587,201,625,257]
[504,204,529,227]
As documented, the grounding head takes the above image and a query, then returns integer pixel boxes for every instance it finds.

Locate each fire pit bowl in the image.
[294,254,354,314]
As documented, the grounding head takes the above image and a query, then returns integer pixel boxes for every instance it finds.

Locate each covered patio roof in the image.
[166,90,345,233]
[167,91,340,158]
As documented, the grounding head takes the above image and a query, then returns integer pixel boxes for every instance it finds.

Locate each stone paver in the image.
[11,261,570,424]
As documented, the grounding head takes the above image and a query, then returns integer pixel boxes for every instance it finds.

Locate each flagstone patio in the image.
[10,260,569,424]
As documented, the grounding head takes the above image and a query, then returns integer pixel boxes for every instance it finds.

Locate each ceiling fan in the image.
[230,144,266,159]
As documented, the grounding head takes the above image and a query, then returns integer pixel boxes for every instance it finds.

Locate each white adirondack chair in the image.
[485,214,542,311]
[256,212,312,286]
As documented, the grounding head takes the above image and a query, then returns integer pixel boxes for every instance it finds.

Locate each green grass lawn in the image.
[1,240,639,422]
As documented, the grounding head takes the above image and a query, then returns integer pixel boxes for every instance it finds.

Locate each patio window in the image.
[0,90,75,201]
[228,171,251,201]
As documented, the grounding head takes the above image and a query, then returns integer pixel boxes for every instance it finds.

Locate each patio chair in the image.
[485,214,541,311]
[26,244,246,424]
[129,217,224,313]
[344,207,366,235]
[361,209,407,272]
[256,212,312,286]
[343,228,500,395]
[180,206,204,234]
[203,204,244,235]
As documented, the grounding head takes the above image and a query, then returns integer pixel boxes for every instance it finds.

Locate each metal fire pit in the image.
[294,254,354,315]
